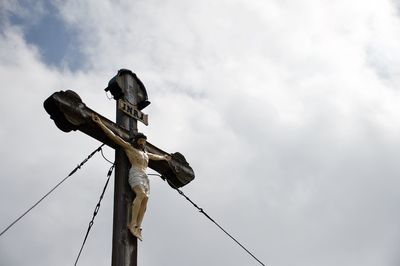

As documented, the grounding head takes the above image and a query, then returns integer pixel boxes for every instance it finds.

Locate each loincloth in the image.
[128,168,150,195]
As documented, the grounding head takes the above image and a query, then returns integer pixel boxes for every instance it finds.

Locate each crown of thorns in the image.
[130,132,147,142]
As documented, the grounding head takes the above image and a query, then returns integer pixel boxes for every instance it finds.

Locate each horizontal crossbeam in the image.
[44,90,195,188]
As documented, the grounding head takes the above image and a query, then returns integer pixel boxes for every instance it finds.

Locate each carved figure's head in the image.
[130,132,147,150]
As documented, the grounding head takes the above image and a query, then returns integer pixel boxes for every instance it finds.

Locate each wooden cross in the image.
[43,69,195,266]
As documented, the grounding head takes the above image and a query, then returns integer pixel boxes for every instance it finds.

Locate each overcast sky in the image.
[1,0,400,265]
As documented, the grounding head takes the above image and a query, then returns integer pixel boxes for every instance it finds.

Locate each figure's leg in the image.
[136,196,148,229]
[134,191,148,241]
[128,186,147,240]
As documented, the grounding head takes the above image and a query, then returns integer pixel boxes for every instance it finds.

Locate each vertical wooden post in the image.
[111,71,138,266]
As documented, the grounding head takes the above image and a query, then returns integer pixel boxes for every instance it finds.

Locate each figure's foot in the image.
[128,224,136,236]
[128,224,143,241]
[134,227,143,241]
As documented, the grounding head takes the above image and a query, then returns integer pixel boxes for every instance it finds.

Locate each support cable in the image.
[100,147,114,165]
[74,163,115,266]
[0,144,105,238]
[148,173,266,266]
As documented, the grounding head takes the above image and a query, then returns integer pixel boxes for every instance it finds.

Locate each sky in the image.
[1,0,400,265]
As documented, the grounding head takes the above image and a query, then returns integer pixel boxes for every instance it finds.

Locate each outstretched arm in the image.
[92,114,130,149]
[148,153,171,161]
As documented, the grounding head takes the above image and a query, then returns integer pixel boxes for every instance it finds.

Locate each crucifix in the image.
[43,69,195,266]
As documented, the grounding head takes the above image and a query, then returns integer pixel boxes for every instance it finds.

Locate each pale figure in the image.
[92,114,170,241]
